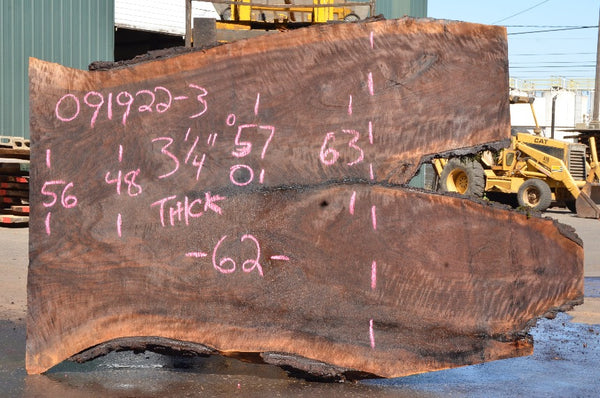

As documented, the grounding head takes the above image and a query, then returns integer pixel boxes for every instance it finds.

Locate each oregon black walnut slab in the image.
[27,17,582,378]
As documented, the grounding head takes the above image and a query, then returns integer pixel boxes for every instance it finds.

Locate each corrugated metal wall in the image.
[376,0,427,19]
[1,0,114,139]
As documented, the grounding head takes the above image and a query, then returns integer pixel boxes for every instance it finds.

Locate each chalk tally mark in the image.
[371,205,377,230]
[369,319,375,349]
[371,260,377,290]
[186,251,208,258]
[254,93,260,115]
[45,212,52,235]
[117,213,122,238]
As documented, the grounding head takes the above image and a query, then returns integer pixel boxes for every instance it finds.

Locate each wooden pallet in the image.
[0,214,29,226]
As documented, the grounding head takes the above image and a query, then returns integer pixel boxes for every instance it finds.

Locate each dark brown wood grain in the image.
[27,18,582,378]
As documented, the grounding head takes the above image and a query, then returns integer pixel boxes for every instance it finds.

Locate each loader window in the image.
[505,152,515,166]
[528,144,564,161]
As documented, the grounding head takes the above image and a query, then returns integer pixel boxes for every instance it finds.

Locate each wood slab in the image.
[28,18,583,378]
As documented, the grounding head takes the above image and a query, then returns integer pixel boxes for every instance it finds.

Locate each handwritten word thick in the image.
[151,192,225,227]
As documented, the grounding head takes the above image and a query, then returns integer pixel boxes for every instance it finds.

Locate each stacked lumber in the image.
[27,18,583,379]
[0,136,30,226]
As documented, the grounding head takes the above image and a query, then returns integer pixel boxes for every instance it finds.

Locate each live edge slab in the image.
[27,18,583,379]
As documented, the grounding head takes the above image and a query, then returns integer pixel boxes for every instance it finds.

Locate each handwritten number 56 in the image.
[41,181,77,208]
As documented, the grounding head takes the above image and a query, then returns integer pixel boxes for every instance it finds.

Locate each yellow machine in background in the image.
[217,0,364,25]
[432,95,600,218]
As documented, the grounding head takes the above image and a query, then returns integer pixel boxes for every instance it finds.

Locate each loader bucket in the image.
[575,182,600,219]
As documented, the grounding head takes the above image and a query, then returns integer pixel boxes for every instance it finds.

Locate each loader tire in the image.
[440,158,485,197]
[517,179,552,212]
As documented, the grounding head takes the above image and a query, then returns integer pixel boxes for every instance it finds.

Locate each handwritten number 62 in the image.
[212,234,263,277]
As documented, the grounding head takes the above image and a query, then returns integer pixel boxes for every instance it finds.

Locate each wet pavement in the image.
[1,209,599,397]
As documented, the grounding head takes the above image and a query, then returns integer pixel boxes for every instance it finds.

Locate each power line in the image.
[511,52,595,56]
[508,26,598,35]
[492,0,553,24]
[505,25,593,28]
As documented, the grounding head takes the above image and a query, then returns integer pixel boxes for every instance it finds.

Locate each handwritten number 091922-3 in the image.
[55,85,208,127]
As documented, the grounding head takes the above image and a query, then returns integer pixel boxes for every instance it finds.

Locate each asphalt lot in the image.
[0,207,599,397]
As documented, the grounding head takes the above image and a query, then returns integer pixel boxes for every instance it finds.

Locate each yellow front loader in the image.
[432,96,600,218]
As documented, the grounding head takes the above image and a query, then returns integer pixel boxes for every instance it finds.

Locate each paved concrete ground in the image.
[0,208,599,397]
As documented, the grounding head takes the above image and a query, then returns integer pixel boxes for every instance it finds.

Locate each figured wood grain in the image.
[27,18,583,378]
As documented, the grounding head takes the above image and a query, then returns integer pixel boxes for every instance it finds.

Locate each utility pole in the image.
[591,7,600,128]
[185,0,192,47]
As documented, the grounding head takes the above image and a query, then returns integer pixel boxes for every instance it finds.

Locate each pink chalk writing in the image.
[213,235,235,274]
[186,251,208,258]
[232,124,255,158]
[154,86,172,113]
[240,234,263,276]
[226,113,236,126]
[55,84,209,127]
[135,89,154,113]
[107,92,113,120]
[349,191,356,215]
[259,169,265,184]
[154,131,210,181]
[348,94,353,115]
[254,93,260,115]
[319,130,365,167]
[343,129,364,166]
[371,260,377,290]
[369,319,375,349]
[188,84,208,119]
[369,163,374,180]
[230,164,254,186]
[370,31,374,49]
[55,93,80,122]
[184,135,200,164]
[152,137,180,179]
[117,213,122,238]
[207,133,218,146]
[371,205,377,230]
[41,180,77,209]
[204,192,226,215]
[105,146,143,197]
[45,212,52,235]
[83,91,104,128]
[151,192,224,227]
[211,234,264,277]
[192,153,207,180]
[367,72,374,96]
[46,149,51,169]
[270,255,289,261]
[368,121,373,145]
[231,124,276,159]
[116,91,134,125]
[319,132,339,166]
